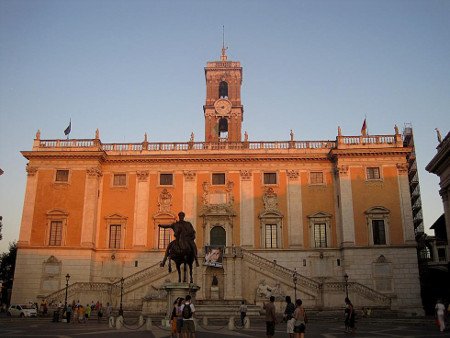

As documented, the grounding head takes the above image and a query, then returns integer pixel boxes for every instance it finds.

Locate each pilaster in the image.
[240,170,254,248]
[81,167,102,248]
[133,171,149,247]
[183,171,197,228]
[396,163,416,244]
[18,165,39,245]
[286,170,303,248]
[336,165,355,246]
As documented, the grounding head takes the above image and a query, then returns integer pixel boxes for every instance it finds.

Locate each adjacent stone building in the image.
[12,49,424,315]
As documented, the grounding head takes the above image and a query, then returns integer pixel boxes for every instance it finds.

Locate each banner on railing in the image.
[203,245,224,268]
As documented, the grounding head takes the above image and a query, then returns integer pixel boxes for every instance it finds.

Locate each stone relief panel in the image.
[40,256,61,293]
[263,187,279,212]
[158,188,172,213]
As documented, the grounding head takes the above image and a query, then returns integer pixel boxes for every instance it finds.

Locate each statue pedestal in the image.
[162,283,200,321]
[210,286,219,300]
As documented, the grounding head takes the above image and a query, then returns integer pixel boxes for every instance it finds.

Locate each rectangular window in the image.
[310,172,324,184]
[265,224,277,248]
[113,174,126,186]
[212,173,225,185]
[372,220,386,245]
[109,224,121,249]
[314,223,327,248]
[158,228,172,249]
[49,221,62,246]
[367,167,381,180]
[264,172,277,185]
[55,170,69,182]
[160,173,173,186]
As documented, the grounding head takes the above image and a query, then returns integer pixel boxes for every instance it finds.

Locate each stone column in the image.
[81,167,102,247]
[183,171,197,228]
[133,171,149,247]
[440,188,450,261]
[286,170,303,248]
[396,164,416,244]
[336,165,355,246]
[18,166,39,245]
[240,170,254,248]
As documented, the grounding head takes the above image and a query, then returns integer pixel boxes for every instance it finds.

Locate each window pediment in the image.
[365,206,390,215]
[46,209,69,217]
[105,213,128,221]
[307,211,332,220]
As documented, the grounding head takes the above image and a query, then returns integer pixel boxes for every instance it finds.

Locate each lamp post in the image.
[64,274,70,308]
[293,269,298,301]
[344,273,349,298]
[119,277,124,316]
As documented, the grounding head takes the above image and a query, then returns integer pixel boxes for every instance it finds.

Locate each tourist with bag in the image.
[344,297,355,333]
[284,296,296,337]
[180,295,195,338]
[293,299,307,338]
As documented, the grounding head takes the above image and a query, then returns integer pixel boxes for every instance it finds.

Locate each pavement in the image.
[0,315,449,337]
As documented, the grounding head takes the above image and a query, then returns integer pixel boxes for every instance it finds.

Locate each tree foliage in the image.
[0,242,17,305]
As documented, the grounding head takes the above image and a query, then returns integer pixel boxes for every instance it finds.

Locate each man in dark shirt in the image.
[284,296,296,337]
[263,296,277,338]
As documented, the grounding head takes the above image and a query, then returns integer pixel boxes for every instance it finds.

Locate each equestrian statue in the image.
[159,211,199,283]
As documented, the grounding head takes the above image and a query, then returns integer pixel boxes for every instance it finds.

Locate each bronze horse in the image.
[166,240,195,283]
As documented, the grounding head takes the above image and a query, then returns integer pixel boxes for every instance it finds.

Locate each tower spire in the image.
[221,25,228,61]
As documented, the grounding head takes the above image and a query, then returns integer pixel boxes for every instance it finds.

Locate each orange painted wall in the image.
[300,169,337,249]
[99,172,136,249]
[351,165,403,245]
[31,169,85,246]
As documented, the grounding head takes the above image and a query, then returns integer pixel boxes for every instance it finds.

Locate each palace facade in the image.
[12,49,424,315]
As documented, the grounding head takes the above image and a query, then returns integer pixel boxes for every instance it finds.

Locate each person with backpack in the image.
[180,295,195,338]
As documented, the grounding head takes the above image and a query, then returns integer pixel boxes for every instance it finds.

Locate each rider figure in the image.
[159,211,199,267]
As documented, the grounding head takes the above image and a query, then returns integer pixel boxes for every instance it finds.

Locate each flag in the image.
[361,118,367,136]
[64,120,71,137]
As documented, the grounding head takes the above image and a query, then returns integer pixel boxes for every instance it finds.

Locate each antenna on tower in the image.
[221,25,228,61]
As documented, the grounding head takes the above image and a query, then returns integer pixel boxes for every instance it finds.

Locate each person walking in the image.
[170,299,179,338]
[180,295,195,338]
[97,303,103,322]
[65,303,72,323]
[284,296,296,338]
[239,300,248,327]
[263,296,277,338]
[435,299,446,332]
[293,299,307,338]
[344,297,355,333]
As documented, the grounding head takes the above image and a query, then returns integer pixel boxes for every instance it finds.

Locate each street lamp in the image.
[344,273,349,298]
[293,269,298,301]
[64,274,70,308]
[119,277,124,316]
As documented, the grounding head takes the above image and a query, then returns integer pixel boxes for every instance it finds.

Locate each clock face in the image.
[214,99,232,115]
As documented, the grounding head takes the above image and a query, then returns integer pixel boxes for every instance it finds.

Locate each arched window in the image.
[218,117,228,139]
[219,81,228,98]
[210,226,226,246]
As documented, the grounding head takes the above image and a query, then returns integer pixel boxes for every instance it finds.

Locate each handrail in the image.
[241,249,320,291]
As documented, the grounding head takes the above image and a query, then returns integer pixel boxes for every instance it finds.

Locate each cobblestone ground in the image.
[0,315,449,337]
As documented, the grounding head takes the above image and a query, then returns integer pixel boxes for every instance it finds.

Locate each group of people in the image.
[263,296,355,338]
[60,300,112,323]
[170,295,196,338]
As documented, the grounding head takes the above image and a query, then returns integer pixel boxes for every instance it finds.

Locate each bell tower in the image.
[203,47,243,142]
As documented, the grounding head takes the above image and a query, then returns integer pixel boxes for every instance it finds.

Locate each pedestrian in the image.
[97,303,103,322]
[78,305,85,323]
[435,299,446,332]
[180,294,196,338]
[344,297,355,333]
[170,299,179,338]
[105,302,112,319]
[293,298,307,338]
[239,300,247,327]
[176,298,184,338]
[263,296,277,338]
[65,303,72,323]
[85,303,91,320]
[284,296,296,338]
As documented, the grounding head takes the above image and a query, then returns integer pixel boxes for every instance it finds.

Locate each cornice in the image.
[21,151,106,161]
[330,147,411,158]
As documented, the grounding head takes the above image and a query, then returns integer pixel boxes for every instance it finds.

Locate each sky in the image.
[0,0,449,253]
